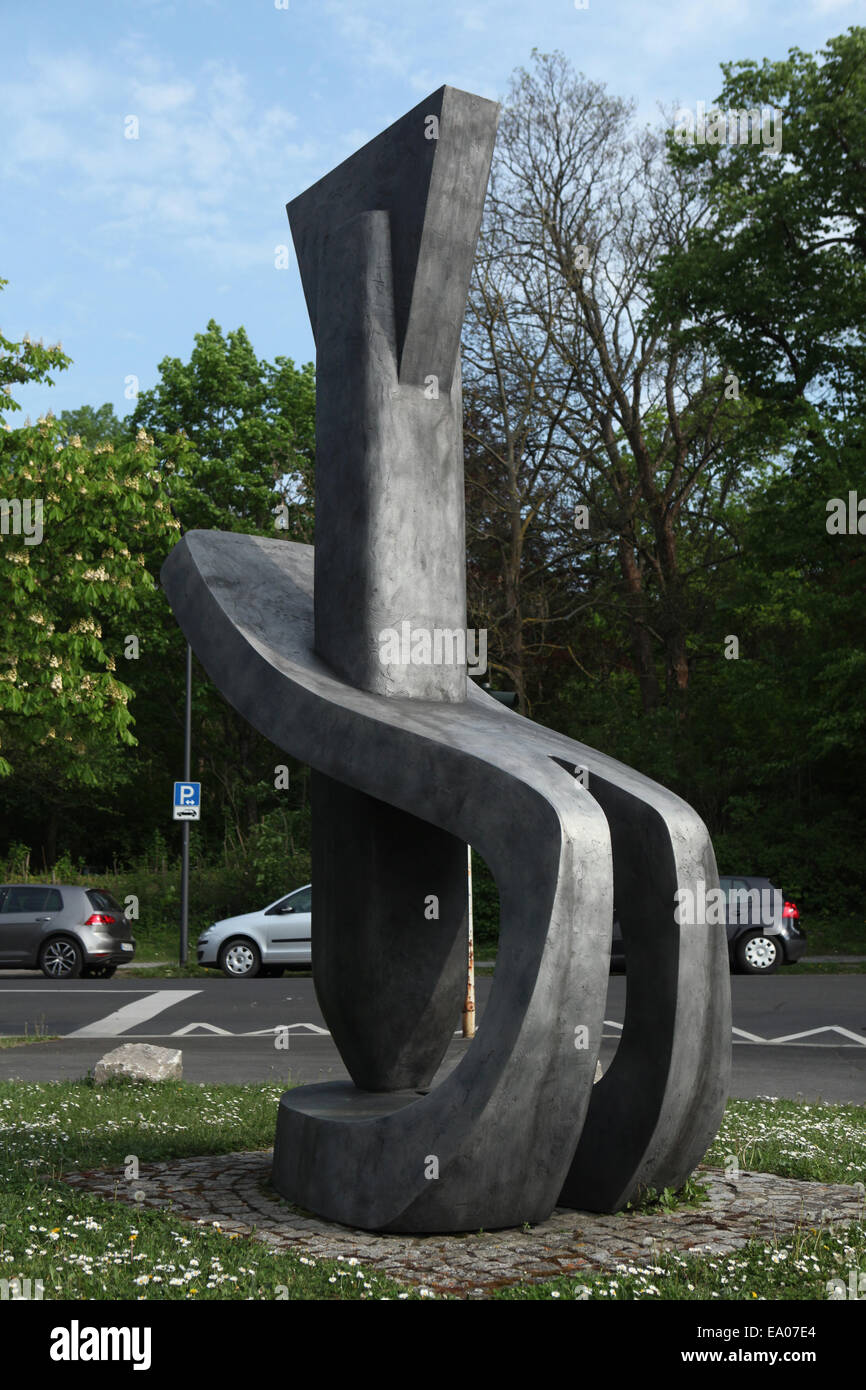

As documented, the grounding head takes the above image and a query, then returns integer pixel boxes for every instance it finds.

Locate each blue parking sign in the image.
[173,781,201,821]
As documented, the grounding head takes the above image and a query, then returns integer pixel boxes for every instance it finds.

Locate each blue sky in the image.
[1,0,860,424]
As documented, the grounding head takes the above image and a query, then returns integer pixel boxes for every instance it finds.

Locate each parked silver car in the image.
[0,884,136,978]
[197,884,312,977]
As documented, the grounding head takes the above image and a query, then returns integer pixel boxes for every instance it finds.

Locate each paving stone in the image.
[56,1152,865,1297]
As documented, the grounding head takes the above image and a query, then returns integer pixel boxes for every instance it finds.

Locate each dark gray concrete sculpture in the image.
[161,84,731,1233]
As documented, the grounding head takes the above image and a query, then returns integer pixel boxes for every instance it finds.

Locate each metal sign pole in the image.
[180,642,192,966]
[462,843,476,1038]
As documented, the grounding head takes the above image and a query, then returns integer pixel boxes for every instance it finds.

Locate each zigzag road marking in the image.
[169,1022,331,1037]
[730,1025,866,1046]
[749,1025,866,1046]
[66,990,201,1038]
[65,1015,865,1046]
[608,1020,865,1047]
[171,1022,232,1036]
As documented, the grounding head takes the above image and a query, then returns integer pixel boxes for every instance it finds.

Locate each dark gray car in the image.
[610,875,806,975]
[0,884,136,978]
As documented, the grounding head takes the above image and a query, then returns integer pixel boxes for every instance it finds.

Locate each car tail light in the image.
[782,901,799,920]
[84,913,117,926]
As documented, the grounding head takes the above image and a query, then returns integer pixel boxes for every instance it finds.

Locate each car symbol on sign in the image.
[173,782,201,821]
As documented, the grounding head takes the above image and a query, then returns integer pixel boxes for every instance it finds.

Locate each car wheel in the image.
[219,938,262,978]
[735,931,780,974]
[40,938,84,979]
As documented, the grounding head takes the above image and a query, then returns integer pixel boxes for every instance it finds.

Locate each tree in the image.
[129,320,316,539]
[641,30,866,907]
[126,321,318,838]
[463,52,762,718]
[0,417,187,859]
[56,403,126,448]
[0,277,71,423]
[650,27,866,426]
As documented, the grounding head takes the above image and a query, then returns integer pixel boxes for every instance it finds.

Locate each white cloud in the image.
[617,0,751,60]
[0,48,320,272]
[130,79,196,114]
[16,52,103,108]
[322,0,432,89]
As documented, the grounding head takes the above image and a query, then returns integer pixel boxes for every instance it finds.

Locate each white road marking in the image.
[2,986,858,1047]
[65,990,201,1038]
[741,1025,866,1046]
[172,1022,232,1036]
[31,1030,866,1048]
[239,1024,330,1036]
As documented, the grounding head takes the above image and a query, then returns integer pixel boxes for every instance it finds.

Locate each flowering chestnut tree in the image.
[0,417,185,784]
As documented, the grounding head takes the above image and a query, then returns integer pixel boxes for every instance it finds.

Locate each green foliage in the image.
[626,1177,711,1213]
[470,849,500,946]
[523,30,866,925]
[0,279,71,421]
[56,403,126,448]
[0,291,318,870]
[0,417,187,784]
[245,807,312,899]
[652,27,866,412]
[128,319,316,539]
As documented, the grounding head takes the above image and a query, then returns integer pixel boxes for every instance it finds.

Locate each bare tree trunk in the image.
[618,540,659,712]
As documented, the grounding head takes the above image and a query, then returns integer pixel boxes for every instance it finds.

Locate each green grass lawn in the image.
[0,1082,862,1301]
[0,1080,414,1300]
[491,1224,866,1300]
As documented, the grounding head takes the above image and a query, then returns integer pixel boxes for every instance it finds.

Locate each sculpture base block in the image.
[272,1082,435,1232]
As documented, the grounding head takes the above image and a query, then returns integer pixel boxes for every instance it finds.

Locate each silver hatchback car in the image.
[197,884,312,977]
[0,884,137,978]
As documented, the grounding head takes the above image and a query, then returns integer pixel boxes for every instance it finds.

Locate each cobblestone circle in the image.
[60,1154,865,1298]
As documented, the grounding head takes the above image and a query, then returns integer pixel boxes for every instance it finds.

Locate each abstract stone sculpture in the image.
[161,85,731,1233]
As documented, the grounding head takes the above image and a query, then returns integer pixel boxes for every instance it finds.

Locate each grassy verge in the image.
[704,1096,865,1184]
[494,1097,866,1299]
[0,1079,418,1300]
[0,1036,61,1049]
[115,959,864,978]
[0,1181,415,1300]
[0,1083,862,1300]
[122,963,219,979]
[491,1223,866,1300]
[121,965,314,979]
[803,916,866,956]
[786,962,866,975]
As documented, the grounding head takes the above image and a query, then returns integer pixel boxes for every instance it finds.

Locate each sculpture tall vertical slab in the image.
[160,84,731,1233]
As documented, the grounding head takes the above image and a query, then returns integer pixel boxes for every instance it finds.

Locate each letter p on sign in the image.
[173,781,202,821]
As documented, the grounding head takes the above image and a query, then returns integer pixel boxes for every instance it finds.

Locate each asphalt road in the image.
[0,973,864,1101]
